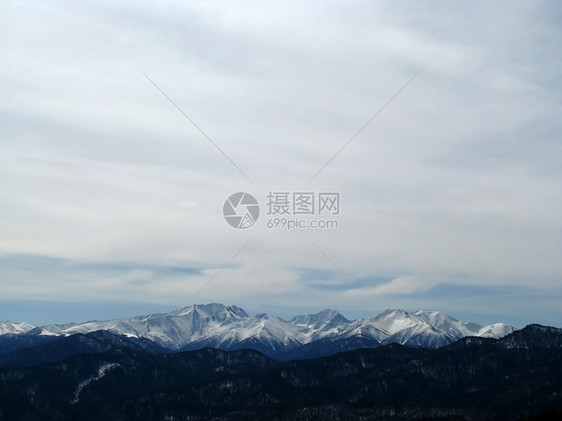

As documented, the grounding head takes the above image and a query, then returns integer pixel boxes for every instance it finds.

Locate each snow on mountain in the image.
[37,304,252,349]
[290,309,351,341]
[0,321,34,335]
[477,323,516,338]
[343,309,508,348]
[2,304,517,354]
[290,309,349,327]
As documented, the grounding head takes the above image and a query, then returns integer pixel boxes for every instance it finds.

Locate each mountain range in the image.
[1,303,516,359]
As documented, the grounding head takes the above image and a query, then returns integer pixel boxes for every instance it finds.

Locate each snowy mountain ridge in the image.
[0,321,35,335]
[1,304,516,355]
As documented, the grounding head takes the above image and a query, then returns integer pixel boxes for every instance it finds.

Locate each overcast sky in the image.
[1,0,561,326]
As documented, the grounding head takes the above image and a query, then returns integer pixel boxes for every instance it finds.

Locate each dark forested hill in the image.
[0,324,560,420]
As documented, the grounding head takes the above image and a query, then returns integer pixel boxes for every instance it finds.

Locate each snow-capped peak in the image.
[0,321,35,335]
[171,303,248,320]
[290,309,349,327]
[477,323,516,338]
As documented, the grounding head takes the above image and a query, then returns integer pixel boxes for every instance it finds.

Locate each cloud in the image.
[1,0,561,326]
[359,276,433,296]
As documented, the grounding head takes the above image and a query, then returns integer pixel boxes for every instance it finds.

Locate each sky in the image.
[1,0,561,327]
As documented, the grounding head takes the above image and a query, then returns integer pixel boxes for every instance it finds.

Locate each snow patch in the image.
[71,363,120,404]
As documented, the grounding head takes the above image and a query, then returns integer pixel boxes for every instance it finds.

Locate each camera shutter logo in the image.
[223,192,260,229]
